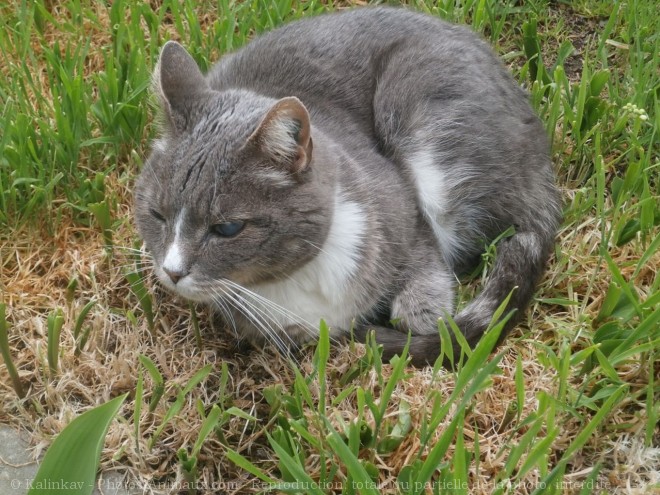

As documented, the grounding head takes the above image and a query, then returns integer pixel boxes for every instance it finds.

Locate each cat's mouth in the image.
[155,262,268,302]
[155,267,211,303]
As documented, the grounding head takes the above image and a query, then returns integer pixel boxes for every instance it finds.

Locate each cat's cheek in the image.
[277,238,311,263]
[135,223,165,255]
[283,239,301,251]
[225,266,271,286]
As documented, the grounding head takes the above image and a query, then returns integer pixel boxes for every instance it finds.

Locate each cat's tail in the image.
[356,227,557,368]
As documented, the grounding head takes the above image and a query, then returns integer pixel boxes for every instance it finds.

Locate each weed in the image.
[0,304,25,398]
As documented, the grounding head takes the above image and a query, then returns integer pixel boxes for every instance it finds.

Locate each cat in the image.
[134,6,561,367]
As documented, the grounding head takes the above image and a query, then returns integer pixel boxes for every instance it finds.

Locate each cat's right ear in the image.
[247,97,313,175]
[153,41,209,133]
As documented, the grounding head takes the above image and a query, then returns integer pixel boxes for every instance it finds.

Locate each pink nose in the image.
[163,268,187,284]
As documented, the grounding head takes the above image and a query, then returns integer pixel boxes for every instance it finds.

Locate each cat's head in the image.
[135,42,333,302]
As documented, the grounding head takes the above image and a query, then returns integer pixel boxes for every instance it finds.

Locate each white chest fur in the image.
[247,189,367,337]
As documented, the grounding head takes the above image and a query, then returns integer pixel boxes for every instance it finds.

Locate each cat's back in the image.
[206,7,513,120]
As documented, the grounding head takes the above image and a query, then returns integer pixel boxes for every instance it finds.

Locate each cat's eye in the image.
[149,208,166,222]
[211,221,245,237]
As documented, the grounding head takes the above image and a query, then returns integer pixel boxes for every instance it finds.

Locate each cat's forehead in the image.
[152,92,268,196]
[162,148,263,216]
[164,144,250,209]
[187,90,270,152]
[165,183,251,225]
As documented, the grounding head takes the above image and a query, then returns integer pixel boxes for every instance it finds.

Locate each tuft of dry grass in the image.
[2,197,657,492]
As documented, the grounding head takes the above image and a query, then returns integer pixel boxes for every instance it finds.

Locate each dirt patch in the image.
[542,2,610,82]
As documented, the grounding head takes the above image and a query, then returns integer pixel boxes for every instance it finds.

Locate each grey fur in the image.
[134,7,561,367]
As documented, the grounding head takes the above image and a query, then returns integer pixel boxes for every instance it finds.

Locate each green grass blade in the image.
[73,299,97,352]
[125,270,155,334]
[139,354,165,413]
[0,304,25,398]
[192,404,222,457]
[377,335,410,427]
[138,354,164,384]
[413,414,460,493]
[315,319,330,415]
[324,425,381,495]
[188,302,203,349]
[134,365,143,457]
[578,463,602,495]
[609,307,660,363]
[150,390,186,449]
[532,386,628,494]
[452,411,468,495]
[646,358,657,446]
[225,447,277,484]
[47,308,65,377]
[181,364,212,395]
[268,433,327,495]
[517,426,559,479]
[515,354,524,421]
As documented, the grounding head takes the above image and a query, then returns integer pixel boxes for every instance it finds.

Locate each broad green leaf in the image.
[28,394,127,495]
[590,69,610,97]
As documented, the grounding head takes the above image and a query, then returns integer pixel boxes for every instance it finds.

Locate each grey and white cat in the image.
[134,7,560,367]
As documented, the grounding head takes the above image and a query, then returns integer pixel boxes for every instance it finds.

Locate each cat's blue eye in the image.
[211,221,246,237]
[150,208,166,222]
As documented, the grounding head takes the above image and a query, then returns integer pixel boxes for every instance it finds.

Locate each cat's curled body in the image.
[135,7,561,366]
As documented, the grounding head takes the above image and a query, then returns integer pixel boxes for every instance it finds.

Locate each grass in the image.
[0,0,658,493]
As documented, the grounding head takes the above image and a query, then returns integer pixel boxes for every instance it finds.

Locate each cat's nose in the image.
[163,267,187,284]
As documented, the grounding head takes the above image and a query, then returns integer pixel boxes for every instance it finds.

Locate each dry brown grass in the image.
[2,173,658,493]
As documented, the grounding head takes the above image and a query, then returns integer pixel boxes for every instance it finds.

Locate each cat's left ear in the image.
[153,41,209,133]
[248,97,313,174]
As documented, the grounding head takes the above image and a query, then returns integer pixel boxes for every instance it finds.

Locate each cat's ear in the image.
[248,97,313,174]
[153,41,209,132]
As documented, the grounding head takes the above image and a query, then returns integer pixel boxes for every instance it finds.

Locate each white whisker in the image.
[217,285,296,359]
[223,279,327,341]
[208,287,239,339]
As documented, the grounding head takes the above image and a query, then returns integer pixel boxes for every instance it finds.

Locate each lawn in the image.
[0,0,658,494]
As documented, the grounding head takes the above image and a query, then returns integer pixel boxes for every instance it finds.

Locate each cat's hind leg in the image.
[390,250,454,337]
